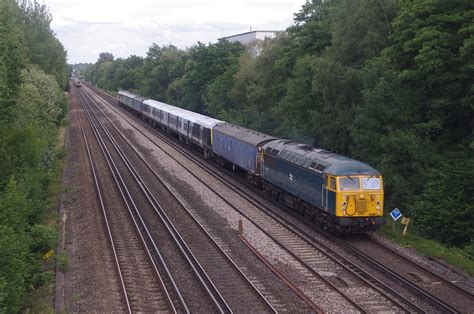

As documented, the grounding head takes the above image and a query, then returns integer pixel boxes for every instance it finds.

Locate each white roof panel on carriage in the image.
[143,99,223,128]
[118,90,139,98]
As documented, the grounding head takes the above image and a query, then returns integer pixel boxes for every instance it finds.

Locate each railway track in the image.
[72,88,180,313]
[84,85,429,313]
[340,236,474,313]
[79,88,279,312]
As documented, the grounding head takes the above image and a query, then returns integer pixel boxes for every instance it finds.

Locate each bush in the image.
[30,224,58,254]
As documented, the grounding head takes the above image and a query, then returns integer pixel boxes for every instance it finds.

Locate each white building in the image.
[220,30,283,46]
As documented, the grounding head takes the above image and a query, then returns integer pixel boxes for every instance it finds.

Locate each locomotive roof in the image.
[263,140,380,176]
[213,123,277,146]
[143,99,223,128]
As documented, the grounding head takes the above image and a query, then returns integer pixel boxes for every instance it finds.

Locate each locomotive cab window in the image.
[362,177,381,190]
[327,177,336,190]
[339,177,360,191]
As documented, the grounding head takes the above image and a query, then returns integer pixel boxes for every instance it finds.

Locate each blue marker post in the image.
[390,208,403,232]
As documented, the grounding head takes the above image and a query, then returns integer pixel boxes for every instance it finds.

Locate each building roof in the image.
[220,30,284,41]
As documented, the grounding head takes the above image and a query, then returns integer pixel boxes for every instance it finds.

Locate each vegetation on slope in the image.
[0,0,68,311]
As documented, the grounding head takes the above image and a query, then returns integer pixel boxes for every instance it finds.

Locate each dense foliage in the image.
[85,0,473,250]
[0,0,67,311]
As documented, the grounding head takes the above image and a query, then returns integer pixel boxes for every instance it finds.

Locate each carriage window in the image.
[329,177,336,190]
[339,177,360,191]
[362,177,381,190]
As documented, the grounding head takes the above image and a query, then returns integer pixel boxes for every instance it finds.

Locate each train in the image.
[74,79,82,87]
[117,90,386,233]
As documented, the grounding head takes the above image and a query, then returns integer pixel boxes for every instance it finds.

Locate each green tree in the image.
[354,0,474,246]
[97,52,114,64]
[17,66,67,126]
[0,0,25,122]
[327,0,396,67]
[140,45,185,101]
[413,152,474,247]
[308,57,362,154]
[273,54,316,141]
[18,0,68,88]
[203,62,240,118]
[387,0,473,148]
[288,0,332,56]
[176,40,243,113]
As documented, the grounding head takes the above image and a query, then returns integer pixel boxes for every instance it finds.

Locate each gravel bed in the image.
[56,88,124,312]
[85,96,218,312]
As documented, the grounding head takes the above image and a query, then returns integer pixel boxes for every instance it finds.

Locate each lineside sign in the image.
[390,208,402,221]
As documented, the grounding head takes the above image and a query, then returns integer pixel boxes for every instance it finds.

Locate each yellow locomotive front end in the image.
[329,175,385,232]
[337,176,384,217]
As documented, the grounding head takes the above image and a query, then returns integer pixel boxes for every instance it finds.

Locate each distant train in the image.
[117,90,386,233]
[75,79,82,87]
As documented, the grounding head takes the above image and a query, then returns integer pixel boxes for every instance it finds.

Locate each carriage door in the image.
[322,175,328,211]
[199,126,203,146]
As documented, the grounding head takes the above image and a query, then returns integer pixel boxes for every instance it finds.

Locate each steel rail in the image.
[73,91,132,313]
[82,87,277,313]
[80,90,234,313]
[239,235,324,314]
[78,90,184,313]
[369,237,474,299]
[323,232,465,313]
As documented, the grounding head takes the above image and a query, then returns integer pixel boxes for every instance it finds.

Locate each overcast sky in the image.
[45,0,306,64]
